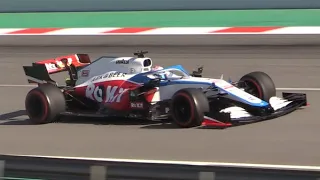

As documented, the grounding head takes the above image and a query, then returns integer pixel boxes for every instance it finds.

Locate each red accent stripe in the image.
[202,118,232,127]
[104,28,155,33]
[213,27,282,33]
[7,28,62,34]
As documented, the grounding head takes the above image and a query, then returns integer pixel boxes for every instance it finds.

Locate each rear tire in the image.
[25,83,66,124]
[170,88,209,128]
[239,71,276,102]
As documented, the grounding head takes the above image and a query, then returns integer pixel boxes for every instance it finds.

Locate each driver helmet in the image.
[152,65,164,71]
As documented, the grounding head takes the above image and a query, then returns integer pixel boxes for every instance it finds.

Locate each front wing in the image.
[202,92,307,128]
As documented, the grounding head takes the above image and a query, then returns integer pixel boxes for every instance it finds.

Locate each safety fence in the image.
[0,154,320,180]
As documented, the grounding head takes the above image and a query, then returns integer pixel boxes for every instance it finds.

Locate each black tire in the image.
[25,83,66,124]
[170,88,209,128]
[239,71,276,102]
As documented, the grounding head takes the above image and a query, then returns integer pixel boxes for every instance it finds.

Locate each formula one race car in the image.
[23,51,307,128]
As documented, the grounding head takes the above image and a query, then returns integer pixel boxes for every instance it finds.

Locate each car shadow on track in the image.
[140,123,226,130]
[58,118,226,129]
[0,110,226,129]
[58,116,186,129]
[0,110,180,129]
[59,116,168,126]
[0,110,32,125]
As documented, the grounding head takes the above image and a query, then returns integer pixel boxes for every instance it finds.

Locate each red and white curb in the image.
[0,26,320,35]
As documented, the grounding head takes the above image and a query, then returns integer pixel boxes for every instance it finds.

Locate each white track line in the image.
[0,84,319,91]
[4,154,320,171]
[0,84,36,87]
[276,88,320,91]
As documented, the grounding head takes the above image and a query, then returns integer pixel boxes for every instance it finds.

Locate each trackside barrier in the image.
[0,154,320,180]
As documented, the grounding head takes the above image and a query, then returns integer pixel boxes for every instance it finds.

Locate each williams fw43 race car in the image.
[23,51,307,128]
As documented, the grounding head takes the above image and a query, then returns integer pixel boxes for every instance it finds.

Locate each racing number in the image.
[85,83,127,103]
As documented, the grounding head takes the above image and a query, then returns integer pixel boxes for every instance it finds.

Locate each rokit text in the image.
[86,84,127,103]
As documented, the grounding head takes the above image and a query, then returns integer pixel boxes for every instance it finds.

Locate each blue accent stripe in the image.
[128,74,151,84]
[159,81,207,86]
[162,65,190,75]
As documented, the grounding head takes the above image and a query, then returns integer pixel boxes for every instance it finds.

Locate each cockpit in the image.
[147,67,190,81]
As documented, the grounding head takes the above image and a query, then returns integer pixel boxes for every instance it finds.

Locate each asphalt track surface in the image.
[0,45,319,166]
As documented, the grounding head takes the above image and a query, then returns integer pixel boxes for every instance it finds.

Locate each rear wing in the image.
[23,54,91,84]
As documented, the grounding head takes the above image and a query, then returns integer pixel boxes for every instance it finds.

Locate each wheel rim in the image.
[242,79,263,99]
[26,92,47,121]
[173,95,192,123]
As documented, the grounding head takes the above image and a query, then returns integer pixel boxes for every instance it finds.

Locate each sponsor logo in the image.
[223,84,234,89]
[91,72,127,82]
[130,102,143,109]
[45,63,58,71]
[81,70,90,77]
[56,58,72,68]
[44,57,73,72]
[247,96,256,101]
[116,59,129,64]
[85,84,127,103]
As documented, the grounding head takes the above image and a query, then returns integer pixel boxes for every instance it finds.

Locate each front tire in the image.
[25,83,66,124]
[239,71,276,102]
[170,88,209,128]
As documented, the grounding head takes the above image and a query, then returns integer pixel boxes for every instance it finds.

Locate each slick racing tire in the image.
[170,88,209,128]
[25,83,66,124]
[239,71,276,102]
